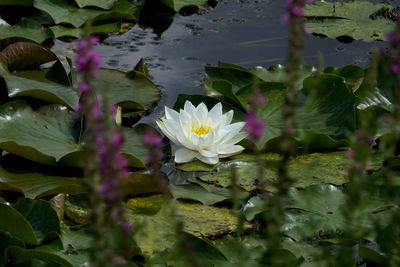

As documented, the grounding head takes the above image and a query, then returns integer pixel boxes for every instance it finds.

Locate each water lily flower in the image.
[157,101,247,164]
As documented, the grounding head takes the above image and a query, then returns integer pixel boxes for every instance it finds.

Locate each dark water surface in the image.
[92,0,385,121]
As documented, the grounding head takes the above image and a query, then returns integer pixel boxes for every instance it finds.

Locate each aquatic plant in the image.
[157,101,247,164]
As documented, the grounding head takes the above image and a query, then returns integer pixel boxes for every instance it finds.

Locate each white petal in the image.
[219,122,246,144]
[209,102,222,125]
[223,110,234,125]
[196,103,208,123]
[179,109,194,136]
[156,120,179,144]
[184,101,197,117]
[175,148,197,163]
[218,145,244,157]
[165,106,180,121]
[196,154,219,165]
[199,149,218,158]
[223,132,247,145]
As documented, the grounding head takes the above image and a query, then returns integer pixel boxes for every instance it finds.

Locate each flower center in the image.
[192,124,211,135]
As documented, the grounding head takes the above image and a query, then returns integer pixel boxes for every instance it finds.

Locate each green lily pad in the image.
[13,198,60,242]
[0,0,32,5]
[0,101,80,165]
[254,74,356,150]
[0,198,59,245]
[0,61,79,108]
[0,203,38,245]
[73,0,117,9]
[6,244,75,267]
[170,184,229,205]
[94,68,161,111]
[0,164,86,199]
[166,232,228,267]
[0,232,25,267]
[120,128,148,168]
[50,22,121,39]
[0,18,53,44]
[34,0,144,28]
[161,0,208,12]
[197,152,350,192]
[304,0,395,41]
[204,63,356,151]
[283,185,394,241]
[126,200,253,255]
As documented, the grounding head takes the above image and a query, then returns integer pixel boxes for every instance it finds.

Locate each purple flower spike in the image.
[245,112,265,141]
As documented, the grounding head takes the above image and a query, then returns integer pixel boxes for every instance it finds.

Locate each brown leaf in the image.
[0,38,57,71]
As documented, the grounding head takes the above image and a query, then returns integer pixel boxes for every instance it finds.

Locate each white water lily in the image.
[156,101,247,164]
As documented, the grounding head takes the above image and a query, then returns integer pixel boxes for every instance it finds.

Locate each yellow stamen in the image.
[192,125,211,135]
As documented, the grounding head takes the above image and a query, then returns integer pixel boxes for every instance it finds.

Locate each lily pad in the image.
[304,0,395,41]
[197,152,350,192]
[0,61,79,108]
[0,18,52,44]
[13,198,60,242]
[126,199,253,255]
[34,0,144,28]
[283,185,394,241]
[0,39,57,71]
[161,0,209,12]
[0,101,80,165]
[73,0,117,9]
[0,204,37,245]
[169,184,229,205]
[94,68,161,110]
[0,198,59,245]
[50,22,121,39]
[0,232,25,267]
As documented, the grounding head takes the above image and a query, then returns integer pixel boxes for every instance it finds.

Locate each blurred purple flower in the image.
[245,112,265,141]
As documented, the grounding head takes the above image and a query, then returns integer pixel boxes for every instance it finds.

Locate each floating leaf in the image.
[0,199,59,245]
[166,232,228,267]
[161,0,208,12]
[50,22,121,39]
[126,200,253,255]
[13,198,60,242]
[0,101,80,165]
[197,152,350,192]
[0,0,32,5]
[0,61,79,108]
[94,68,161,111]
[170,184,229,205]
[34,0,144,28]
[304,0,394,42]
[0,39,57,71]
[0,164,86,199]
[0,18,52,44]
[73,0,117,9]
[0,232,25,267]
[283,185,394,241]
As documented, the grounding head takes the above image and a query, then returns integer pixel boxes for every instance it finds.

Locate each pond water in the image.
[69,0,390,121]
